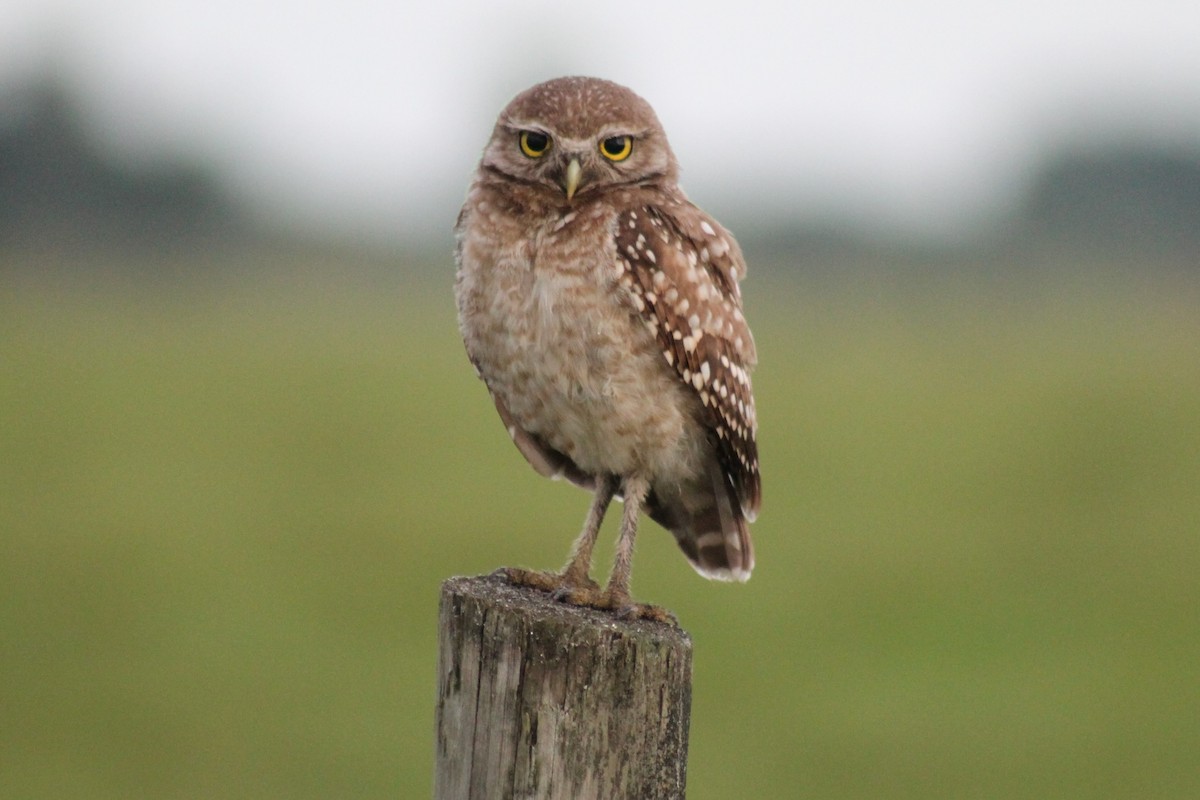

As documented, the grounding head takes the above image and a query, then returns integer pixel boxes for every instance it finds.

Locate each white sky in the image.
[3,0,1200,244]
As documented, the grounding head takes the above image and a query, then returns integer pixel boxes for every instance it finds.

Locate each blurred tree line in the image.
[1018,146,1200,263]
[2,72,1198,272]
[0,75,248,256]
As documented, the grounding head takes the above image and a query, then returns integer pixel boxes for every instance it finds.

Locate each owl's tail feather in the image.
[649,459,755,583]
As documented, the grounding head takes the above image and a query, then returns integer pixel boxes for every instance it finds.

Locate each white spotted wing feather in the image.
[613,197,760,579]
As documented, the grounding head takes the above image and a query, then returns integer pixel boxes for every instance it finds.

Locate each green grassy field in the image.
[2,255,1198,798]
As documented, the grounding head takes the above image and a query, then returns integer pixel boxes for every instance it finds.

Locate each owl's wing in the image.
[613,200,761,520]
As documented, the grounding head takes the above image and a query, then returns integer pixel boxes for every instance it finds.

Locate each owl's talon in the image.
[551,572,603,605]
[499,567,677,624]
[615,602,678,625]
[560,568,600,590]
[495,567,562,593]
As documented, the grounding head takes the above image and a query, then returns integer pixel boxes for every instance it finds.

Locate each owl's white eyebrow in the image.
[597,126,648,138]
[502,120,548,132]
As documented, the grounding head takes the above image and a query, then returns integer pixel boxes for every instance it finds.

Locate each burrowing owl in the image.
[454,76,759,621]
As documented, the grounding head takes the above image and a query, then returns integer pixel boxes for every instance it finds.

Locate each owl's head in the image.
[480,76,678,202]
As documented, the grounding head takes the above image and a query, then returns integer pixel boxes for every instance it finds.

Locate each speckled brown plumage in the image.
[454,76,760,620]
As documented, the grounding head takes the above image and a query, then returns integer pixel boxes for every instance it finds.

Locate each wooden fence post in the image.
[434,574,693,799]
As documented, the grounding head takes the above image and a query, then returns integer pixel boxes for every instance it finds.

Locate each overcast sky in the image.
[3,0,1200,244]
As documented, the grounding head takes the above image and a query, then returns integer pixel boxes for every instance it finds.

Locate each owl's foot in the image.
[493,566,600,596]
[494,567,674,624]
[551,584,678,625]
[617,602,678,624]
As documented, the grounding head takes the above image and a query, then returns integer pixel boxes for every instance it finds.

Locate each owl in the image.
[454,76,759,622]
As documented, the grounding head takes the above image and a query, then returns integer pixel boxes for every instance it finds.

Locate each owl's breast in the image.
[456,204,706,482]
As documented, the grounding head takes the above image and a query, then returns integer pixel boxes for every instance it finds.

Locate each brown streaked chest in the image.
[456,196,700,477]
[457,198,627,378]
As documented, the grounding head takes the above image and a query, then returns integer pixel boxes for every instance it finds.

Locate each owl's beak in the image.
[563,158,583,200]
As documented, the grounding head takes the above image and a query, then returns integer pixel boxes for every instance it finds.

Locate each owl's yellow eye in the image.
[599,135,633,161]
[519,130,551,158]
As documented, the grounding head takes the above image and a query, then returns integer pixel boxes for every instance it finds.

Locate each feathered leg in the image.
[500,474,617,595]
[560,473,618,587]
[601,475,675,622]
[502,473,673,623]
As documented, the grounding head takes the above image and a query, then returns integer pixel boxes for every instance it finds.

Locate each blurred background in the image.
[2,1,1198,798]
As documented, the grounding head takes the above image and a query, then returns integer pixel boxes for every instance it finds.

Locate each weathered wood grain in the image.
[434,574,692,799]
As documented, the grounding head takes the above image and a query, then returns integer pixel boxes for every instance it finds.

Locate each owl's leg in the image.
[603,474,648,608]
[499,474,616,594]
[602,476,676,623]
[550,475,674,623]
[560,473,618,587]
